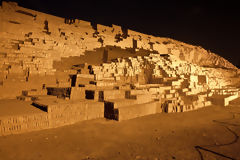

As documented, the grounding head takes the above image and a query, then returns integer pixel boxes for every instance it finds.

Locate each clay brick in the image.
[116,101,159,121]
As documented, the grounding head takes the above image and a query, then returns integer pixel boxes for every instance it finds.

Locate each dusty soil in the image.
[0,99,43,116]
[0,105,240,160]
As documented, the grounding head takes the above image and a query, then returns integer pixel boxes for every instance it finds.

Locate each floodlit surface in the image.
[0,105,240,160]
[0,1,240,159]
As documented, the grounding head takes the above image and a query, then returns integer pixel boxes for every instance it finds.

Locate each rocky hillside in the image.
[156,38,237,70]
[0,1,239,99]
[0,1,237,75]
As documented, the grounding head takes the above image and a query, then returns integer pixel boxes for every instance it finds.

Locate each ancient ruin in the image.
[0,1,240,136]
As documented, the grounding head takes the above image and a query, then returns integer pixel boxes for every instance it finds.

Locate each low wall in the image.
[0,100,104,136]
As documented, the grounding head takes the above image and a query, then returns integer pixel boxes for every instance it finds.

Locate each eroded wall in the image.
[0,2,237,98]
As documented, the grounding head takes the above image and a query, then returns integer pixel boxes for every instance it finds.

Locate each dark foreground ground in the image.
[0,105,240,160]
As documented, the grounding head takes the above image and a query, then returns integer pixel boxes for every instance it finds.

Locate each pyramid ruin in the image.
[0,1,240,136]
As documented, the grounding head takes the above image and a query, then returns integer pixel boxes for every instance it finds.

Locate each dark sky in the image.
[4,0,240,67]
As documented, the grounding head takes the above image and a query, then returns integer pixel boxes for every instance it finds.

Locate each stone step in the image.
[34,95,58,101]
[32,99,104,127]
[105,98,138,108]
[208,94,239,106]
[104,99,138,119]
[127,93,153,104]
[46,87,71,99]
[17,94,57,102]
[114,101,162,121]
[16,95,33,101]
[22,89,47,96]
[103,89,126,101]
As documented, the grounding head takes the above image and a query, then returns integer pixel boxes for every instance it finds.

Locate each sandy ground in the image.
[0,105,240,160]
[0,99,43,116]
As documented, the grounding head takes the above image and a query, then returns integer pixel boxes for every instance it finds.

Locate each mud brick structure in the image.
[1,2,240,136]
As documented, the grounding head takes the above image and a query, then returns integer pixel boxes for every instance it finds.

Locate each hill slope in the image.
[0,1,237,75]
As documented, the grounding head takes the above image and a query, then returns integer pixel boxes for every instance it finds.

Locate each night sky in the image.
[3,0,240,67]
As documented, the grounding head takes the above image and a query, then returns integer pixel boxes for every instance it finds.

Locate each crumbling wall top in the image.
[112,24,122,34]
[1,1,18,11]
[75,19,91,28]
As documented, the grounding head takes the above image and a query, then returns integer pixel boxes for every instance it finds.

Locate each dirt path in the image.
[0,105,240,160]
